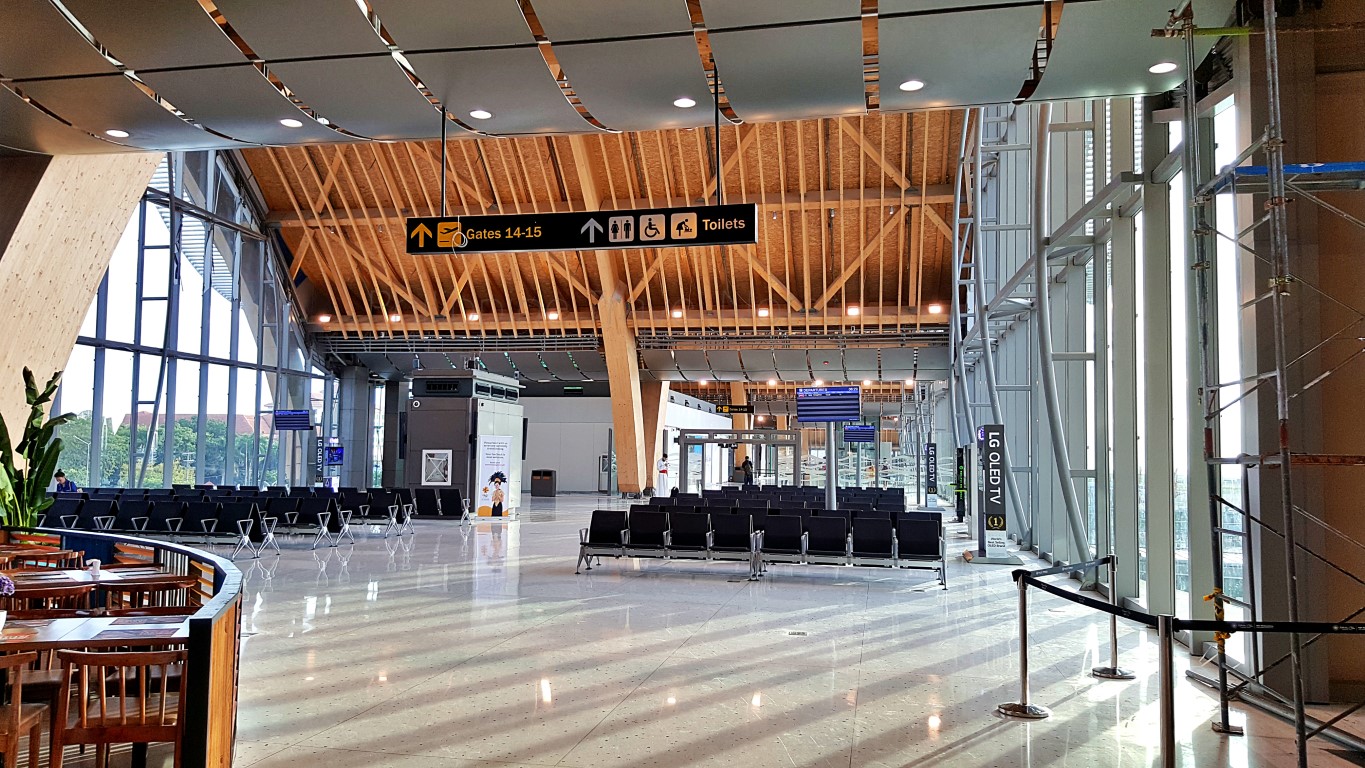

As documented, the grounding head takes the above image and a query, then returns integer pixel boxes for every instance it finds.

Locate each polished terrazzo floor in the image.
[206,495,1365,768]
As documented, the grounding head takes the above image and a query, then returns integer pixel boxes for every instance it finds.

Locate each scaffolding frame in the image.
[1171,2,1365,764]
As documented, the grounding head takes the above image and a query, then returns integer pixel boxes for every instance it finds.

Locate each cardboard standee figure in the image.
[485,471,508,516]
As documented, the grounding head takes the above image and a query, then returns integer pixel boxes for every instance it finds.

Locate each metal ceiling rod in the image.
[1031,102,1093,566]
[972,107,1032,547]
[714,65,723,206]
[440,112,448,216]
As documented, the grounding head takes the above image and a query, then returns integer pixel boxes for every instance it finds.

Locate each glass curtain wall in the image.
[940,92,1253,628]
[53,151,331,489]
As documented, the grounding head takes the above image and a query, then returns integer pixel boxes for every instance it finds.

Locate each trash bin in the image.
[531,469,557,497]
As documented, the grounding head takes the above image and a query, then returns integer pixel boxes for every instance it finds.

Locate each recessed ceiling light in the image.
[1149,61,1178,75]
[470,109,493,120]
[846,305,861,316]
[928,303,944,314]
[757,307,770,318]
[671,309,683,319]
[813,379,825,387]
[546,311,559,321]
[105,129,130,138]
[388,313,401,322]
[768,379,777,386]
[699,379,708,386]
[673,97,697,109]
[899,79,926,92]
[862,379,872,386]
[316,117,331,126]
[317,314,332,323]
[280,118,304,128]
[905,378,915,386]
[467,312,480,321]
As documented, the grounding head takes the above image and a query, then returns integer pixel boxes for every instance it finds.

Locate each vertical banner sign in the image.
[955,447,968,521]
[982,424,1008,557]
[924,442,938,495]
[315,438,324,483]
[476,435,514,517]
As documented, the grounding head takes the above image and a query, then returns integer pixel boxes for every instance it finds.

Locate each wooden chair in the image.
[1,584,95,613]
[51,649,188,768]
[0,651,47,768]
[99,582,191,612]
[9,550,84,570]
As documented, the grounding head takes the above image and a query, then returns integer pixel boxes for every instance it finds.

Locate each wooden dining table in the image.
[9,568,200,592]
[0,615,191,651]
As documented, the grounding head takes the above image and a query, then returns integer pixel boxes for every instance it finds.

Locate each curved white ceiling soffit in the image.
[0,0,1234,155]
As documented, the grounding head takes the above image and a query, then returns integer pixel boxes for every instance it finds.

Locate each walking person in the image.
[741,457,754,485]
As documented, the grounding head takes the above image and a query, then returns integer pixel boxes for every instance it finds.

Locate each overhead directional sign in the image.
[717,404,755,415]
[405,203,757,255]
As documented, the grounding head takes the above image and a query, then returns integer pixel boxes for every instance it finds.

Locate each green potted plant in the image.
[0,369,75,528]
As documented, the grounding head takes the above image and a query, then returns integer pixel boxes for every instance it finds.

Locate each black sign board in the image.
[717,404,755,415]
[274,410,312,431]
[955,447,967,521]
[315,437,324,482]
[925,442,938,494]
[405,203,757,255]
[796,386,862,423]
[981,424,1007,556]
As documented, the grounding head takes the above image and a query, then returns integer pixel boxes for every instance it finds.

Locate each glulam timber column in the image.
[730,383,750,465]
[0,152,160,427]
[568,135,647,495]
[641,380,670,493]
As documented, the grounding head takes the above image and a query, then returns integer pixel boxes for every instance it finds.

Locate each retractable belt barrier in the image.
[997,554,1365,768]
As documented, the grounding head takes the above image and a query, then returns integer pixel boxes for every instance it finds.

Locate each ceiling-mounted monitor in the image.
[795,386,861,423]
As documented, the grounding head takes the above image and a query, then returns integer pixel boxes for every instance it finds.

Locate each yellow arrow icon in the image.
[411,222,433,247]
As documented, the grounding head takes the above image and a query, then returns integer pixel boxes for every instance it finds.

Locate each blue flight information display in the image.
[844,424,876,443]
[273,410,313,431]
[324,446,345,465]
[796,386,862,423]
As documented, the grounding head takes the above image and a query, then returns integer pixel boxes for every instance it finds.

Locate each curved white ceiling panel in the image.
[407,48,592,135]
[774,350,812,381]
[1031,0,1236,101]
[702,0,864,123]
[641,350,683,381]
[880,3,1042,110]
[0,87,121,154]
[19,75,242,151]
[212,0,388,59]
[739,350,779,382]
[553,38,714,132]
[702,0,857,27]
[137,66,339,146]
[60,0,244,70]
[0,0,118,79]
[267,58,447,141]
[368,0,532,50]
[534,0,692,41]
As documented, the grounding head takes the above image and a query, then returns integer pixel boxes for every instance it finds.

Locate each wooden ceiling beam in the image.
[838,117,911,191]
[812,203,910,310]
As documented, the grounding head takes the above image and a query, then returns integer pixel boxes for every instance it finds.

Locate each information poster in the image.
[981,424,1008,557]
[475,435,514,516]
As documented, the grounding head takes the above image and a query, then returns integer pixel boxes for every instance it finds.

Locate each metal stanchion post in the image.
[998,576,1051,719]
[1158,614,1177,768]
[1093,556,1136,680]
